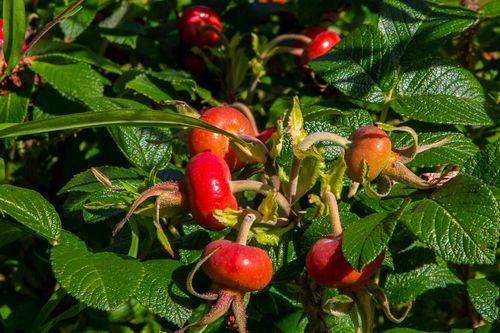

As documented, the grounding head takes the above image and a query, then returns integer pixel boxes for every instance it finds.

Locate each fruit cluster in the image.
[92,6,454,332]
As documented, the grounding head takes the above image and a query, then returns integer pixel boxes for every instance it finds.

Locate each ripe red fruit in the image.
[185,152,237,231]
[0,19,27,51]
[188,106,257,171]
[295,25,328,71]
[178,6,222,47]
[306,237,384,289]
[345,126,392,183]
[202,239,273,292]
[302,31,341,63]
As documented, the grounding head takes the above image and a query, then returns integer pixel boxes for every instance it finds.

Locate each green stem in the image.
[230,180,291,216]
[298,131,350,151]
[127,217,139,258]
[246,34,311,104]
[322,191,342,237]
[29,287,67,333]
[236,213,256,245]
[378,88,393,123]
[39,303,86,333]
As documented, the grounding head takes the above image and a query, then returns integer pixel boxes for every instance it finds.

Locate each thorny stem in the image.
[236,213,257,245]
[458,0,479,70]
[379,88,393,123]
[298,131,350,151]
[230,180,291,216]
[231,102,259,134]
[246,34,312,104]
[322,191,342,238]
[297,273,329,333]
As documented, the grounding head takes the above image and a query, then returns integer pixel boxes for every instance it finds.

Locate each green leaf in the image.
[30,62,104,103]
[463,141,499,201]
[300,210,359,257]
[87,98,173,172]
[0,87,31,124]
[134,260,194,326]
[31,40,122,74]
[149,70,215,102]
[0,185,61,243]
[51,231,144,311]
[342,204,408,270]
[0,110,241,144]
[58,166,142,194]
[58,0,99,39]
[2,0,26,75]
[479,1,500,18]
[384,247,462,304]
[126,74,172,102]
[99,22,146,48]
[110,126,172,172]
[467,276,500,322]
[391,58,492,125]
[82,188,125,223]
[379,0,476,62]
[403,175,499,264]
[390,132,479,167]
[0,221,25,248]
[310,25,395,103]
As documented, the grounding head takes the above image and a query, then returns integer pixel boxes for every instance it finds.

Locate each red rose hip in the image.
[302,31,341,63]
[306,237,384,289]
[345,126,392,183]
[185,152,237,230]
[178,5,223,47]
[202,239,273,292]
[188,106,257,171]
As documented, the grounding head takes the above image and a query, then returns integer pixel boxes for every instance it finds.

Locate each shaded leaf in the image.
[384,247,462,304]
[134,260,195,326]
[467,276,500,322]
[31,40,122,74]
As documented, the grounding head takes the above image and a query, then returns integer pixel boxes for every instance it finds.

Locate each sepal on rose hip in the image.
[344,124,455,198]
